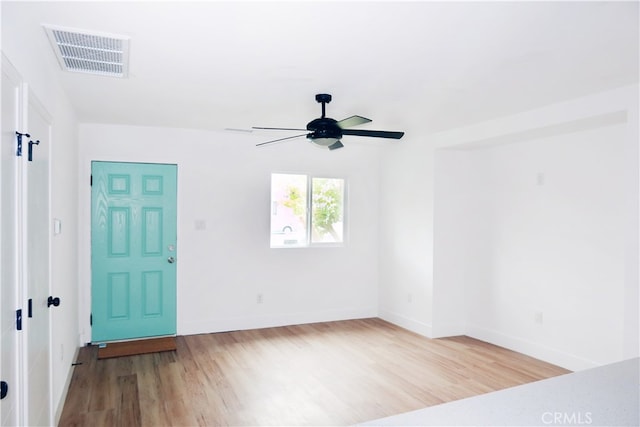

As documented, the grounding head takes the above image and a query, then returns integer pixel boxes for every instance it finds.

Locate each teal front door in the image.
[91,161,177,342]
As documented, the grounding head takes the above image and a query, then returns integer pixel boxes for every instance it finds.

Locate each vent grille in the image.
[43,25,129,77]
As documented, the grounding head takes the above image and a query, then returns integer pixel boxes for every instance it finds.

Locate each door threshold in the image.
[96,336,177,359]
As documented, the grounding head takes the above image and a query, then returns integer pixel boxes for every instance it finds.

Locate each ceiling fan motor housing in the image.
[306,117,342,140]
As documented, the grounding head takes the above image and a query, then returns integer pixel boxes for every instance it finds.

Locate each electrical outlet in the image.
[534,311,543,324]
[257,293,263,304]
[407,293,413,303]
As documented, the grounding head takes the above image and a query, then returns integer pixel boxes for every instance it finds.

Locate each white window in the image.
[270,173,345,247]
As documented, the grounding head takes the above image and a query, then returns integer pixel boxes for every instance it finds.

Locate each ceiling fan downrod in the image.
[315,93,332,118]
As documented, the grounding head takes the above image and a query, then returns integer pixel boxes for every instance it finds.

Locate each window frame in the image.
[269,172,347,248]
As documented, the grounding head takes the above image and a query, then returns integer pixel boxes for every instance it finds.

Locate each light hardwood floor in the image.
[58,318,570,426]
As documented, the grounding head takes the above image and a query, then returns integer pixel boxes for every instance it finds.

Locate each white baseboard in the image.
[178,307,378,336]
[430,322,466,338]
[378,309,433,338]
[466,324,599,371]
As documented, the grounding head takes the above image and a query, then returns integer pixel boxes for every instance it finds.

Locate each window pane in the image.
[270,174,308,247]
[311,177,344,244]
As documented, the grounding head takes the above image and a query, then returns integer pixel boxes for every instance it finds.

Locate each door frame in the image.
[1,52,25,427]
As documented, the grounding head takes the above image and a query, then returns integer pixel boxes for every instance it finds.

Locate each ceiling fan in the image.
[253,94,405,150]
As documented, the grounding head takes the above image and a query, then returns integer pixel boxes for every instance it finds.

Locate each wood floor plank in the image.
[59,318,570,426]
[116,374,142,427]
[133,355,169,427]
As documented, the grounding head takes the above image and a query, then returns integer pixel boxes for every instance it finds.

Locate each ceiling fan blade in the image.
[253,126,307,131]
[336,115,372,129]
[256,133,308,147]
[341,129,405,139]
[328,141,344,150]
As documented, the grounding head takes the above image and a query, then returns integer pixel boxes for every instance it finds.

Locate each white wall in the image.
[78,125,381,341]
[49,96,79,418]
[439,121,632,370]
[378,139,435,336]
[432,150,479,337]
[430,85,637,371]
[380,85,638,371]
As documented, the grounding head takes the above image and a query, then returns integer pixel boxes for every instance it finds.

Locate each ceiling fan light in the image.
[311,137,339,147]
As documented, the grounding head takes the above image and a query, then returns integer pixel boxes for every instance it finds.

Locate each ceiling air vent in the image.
[43,25,130,78]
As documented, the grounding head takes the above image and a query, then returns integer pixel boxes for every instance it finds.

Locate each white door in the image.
[1,54,23,427]
[22,93,52,426]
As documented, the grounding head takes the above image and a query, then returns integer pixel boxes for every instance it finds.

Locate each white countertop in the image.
[360,357,639,427]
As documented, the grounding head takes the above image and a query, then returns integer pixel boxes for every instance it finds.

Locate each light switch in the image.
[53,218,62,235]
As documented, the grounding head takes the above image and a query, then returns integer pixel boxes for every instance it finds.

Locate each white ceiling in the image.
[3,1,639,140]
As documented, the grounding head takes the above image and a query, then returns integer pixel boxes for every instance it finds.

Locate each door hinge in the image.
[16,309,22,331]
[28,299,33,318]
[15,132,29,157]
[90,314,92,326]
[28,139,40,162]
[90,175,93,186]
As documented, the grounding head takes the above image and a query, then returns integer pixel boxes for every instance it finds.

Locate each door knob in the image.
[47,296,60,308]
[167,256,175,264]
